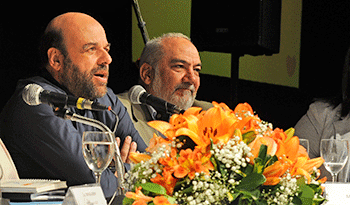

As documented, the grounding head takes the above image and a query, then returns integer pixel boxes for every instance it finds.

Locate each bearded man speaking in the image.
[0,12,146,198]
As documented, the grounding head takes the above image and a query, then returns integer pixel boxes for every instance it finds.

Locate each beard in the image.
[150,72,196,110]
[59,57,108,100]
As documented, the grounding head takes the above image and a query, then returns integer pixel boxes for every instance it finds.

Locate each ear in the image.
[139,63,153,85]
[47,47,64,72]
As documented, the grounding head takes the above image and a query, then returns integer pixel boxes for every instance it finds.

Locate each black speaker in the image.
[191,0,282,56]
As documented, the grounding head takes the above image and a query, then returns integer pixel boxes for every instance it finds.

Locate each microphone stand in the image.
[53,107,125,197]
[132,0,150,44]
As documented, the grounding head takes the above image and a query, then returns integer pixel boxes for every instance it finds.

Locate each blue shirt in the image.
[0,75,147,198]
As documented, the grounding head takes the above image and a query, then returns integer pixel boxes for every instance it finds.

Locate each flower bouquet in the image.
[123,102,326,205]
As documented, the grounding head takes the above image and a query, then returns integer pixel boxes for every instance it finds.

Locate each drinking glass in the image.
[299,139,309,154]
[320,139,349,182]
[82,131,115,184]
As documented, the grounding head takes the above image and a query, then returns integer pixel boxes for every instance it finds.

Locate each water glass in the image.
[82,131,115,184]
[321,139,349,182]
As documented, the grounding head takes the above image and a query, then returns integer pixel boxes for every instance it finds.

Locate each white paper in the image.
[62,184,106,205]
[323,183,350,204]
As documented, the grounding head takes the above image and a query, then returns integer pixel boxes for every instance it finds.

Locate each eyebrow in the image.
[82,42,111,50]
[170,58,202,67]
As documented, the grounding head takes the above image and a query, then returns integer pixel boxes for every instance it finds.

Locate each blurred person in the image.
[294,47,350,181]
[117,33,213,145]
[0,12,146,198]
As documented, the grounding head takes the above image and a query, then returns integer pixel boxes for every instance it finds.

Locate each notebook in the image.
[0,179,67,193]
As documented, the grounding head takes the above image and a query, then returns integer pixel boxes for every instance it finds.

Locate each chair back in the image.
[0,138,19,180]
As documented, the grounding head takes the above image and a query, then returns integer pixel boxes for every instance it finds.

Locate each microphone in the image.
[128,85,185,114]
[22,84,111,111]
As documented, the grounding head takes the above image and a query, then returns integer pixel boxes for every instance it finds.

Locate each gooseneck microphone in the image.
[128,85,185,114]
[22,84,111,111]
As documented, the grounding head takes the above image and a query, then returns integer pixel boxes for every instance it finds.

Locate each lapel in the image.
[130,103,159,146]
[332,116,350,137]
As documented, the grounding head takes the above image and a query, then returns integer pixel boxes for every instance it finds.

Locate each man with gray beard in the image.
[117,33,213,145]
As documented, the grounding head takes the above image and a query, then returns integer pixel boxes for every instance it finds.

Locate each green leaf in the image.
[230,192,241,201]
[258,144,268,160]
[165,196,177,204]
[242,131,257,145]
[235,172,266,191]
[266,155,278,167]
[253,145,268,174]
[122,196,135,205]
[298,183,315,205]
[140,182,167,195]
[210,154,218,171]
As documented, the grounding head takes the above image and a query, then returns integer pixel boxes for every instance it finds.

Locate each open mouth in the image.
[94,73,105,77]
[93,70,109,84]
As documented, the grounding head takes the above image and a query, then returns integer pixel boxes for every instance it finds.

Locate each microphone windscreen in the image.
[128,85,146,105]
[22,84,44,106]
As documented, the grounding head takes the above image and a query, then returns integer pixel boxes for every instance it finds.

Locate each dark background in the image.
[1,1,349,130]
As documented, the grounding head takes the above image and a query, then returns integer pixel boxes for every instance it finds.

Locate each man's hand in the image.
[116,136,137,164]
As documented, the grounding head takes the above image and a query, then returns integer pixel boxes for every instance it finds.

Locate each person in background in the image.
[117,33,213,145]
[0,12,146,198]
[294,47,350,181]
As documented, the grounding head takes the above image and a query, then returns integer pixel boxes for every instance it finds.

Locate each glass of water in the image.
[321,139,349,182]
[82,131,115,184]
[299,139,309,155]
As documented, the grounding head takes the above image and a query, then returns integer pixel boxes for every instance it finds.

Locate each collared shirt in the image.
[0,75,147,198]
[147,105,157,120]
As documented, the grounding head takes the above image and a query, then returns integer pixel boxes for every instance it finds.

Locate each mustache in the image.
[174,83,196,93]
[91,65,109,75]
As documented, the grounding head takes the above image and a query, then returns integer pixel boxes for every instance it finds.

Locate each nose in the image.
[98,49,112,66]
[183,68,198,84]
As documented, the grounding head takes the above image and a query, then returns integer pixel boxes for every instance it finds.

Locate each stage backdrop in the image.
[131,0,301,88]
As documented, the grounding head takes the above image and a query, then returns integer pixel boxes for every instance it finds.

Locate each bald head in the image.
[41,12,106,60]
[39,12,112,99]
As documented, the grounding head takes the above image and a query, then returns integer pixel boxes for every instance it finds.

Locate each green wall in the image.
[132,0,302,88]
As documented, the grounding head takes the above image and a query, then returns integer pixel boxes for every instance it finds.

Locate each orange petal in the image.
[297,145,309,158]
[125,187,153,202]
[234,102,254,115]
[146,134,170,153]
[153,196,175,205]
[318,177,327,184]
[264,177,280,186]
[183,106,203,116]
[175,128,209,147]
[263,161,284,178]
[148,121,173,134]
[128,152,151,164]
[284,137,300,162]
[302,157,325,173]
[294,167,311,183]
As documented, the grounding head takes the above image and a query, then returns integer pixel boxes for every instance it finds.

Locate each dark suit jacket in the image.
[0,76,147,198]
[117,90,213,145]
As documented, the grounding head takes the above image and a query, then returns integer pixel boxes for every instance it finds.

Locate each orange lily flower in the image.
[158,148,178,167]
[196,102,238,147]
[270,128,288,142]
[125,187,153,204]
[173,148,213,180]
[249,136,278,163]
[146,133,171,154]
[150,167,178,195]
[233,102,254,118]
[263,155,292,185]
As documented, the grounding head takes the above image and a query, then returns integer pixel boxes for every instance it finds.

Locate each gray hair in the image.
[139,33,191,68]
